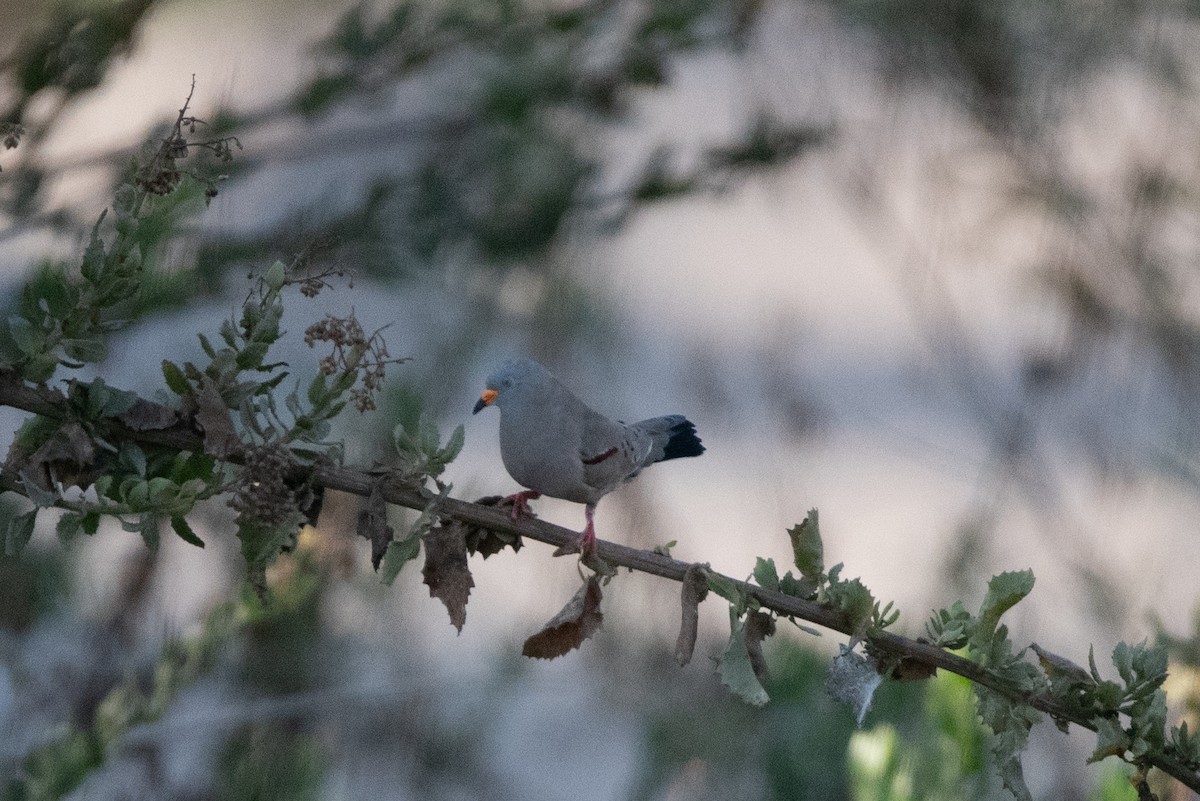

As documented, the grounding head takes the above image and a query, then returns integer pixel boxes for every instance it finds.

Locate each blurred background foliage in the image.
[4,0,1200,799]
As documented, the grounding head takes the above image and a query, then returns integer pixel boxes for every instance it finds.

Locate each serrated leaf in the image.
[752,557,779,591]
[522,576,603,660]
[825,575,875,635]
[787,509,823,579]
[170,515,205,547]
[778,571,818,599]
[422,521,474,633]
[463,517,523,559]
[976,569,1034,644]
[717,609,769,706]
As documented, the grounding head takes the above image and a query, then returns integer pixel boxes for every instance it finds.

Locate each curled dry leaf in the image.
[522,575,603,660]
[357,482,393,571]
[744,610,776,682]
[464,496,523,558]
[118,398,179,431]
[676,563,710,666]
[193,377,240,459]
[422,521,474,633]
[9,421,97,491]
[888,656,938,681]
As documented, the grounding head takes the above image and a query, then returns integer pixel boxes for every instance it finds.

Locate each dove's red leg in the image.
[502,490,541,520]
[580,503,597,553]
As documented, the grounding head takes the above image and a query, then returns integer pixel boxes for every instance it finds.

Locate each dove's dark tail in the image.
[635,414,705,462]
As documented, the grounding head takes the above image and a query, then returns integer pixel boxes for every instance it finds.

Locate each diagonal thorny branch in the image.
[0,372,1196,794]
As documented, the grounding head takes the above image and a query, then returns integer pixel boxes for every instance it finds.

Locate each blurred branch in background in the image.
[5,1,1200,800]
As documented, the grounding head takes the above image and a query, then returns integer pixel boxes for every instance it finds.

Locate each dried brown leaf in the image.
[889,657,938,681]
[119,398,179,431]
[193,378,240,458]
[422,521,474,633]
[675,563,710,666]
[522,576,603,660]
[10,421,97,491]
[744,610,776,681]
[464,498,523,558]
[357,482,393,571]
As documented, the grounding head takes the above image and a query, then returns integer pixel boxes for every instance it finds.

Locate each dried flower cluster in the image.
[303,311,405,412]
[229,442,300,526]
[134,78,240,201]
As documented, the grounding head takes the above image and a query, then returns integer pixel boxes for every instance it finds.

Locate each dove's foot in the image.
[499,490,541,520]
[579,503,597,558]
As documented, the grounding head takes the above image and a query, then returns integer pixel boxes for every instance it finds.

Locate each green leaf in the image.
[380,536,421,585]
[162,360,190,395]
[752,557,779,591]
[974,688,1038,801]
[1088,717,1130,763]
[439,423,465,462]
[80,510,100,535]
[238,515,301,570]
[825,575,875,635]
[170,515,205,548]
[24,352,59,383]
[5,509,37,555]
[705,571,747,612]
[18,470,59,508]
[81,214,107,281]
[56,512,83,543]
[787,509,823,579]
[265,260,286,291]
[925,601,973,649]
[778,570,818,599]
[62,338,108,363]
[976,569,1034,644]
[139,514,161,550]
[235,341,270,371]
[717,608,769,706]
[8,315,38,355]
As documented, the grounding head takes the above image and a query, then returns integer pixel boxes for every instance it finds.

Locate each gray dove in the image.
[473,358,704,552]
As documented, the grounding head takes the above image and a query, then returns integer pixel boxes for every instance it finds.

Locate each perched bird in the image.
[473,358,704,553]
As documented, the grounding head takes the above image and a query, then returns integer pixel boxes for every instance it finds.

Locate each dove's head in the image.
[472,358,553,414]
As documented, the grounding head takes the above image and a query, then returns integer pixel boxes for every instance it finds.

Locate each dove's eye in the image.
[502,377,515,389]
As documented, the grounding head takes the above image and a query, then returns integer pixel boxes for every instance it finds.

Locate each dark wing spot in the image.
[582,446,618,465]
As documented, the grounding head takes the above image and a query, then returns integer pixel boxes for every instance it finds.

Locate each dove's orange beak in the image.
[473,388,498,414]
